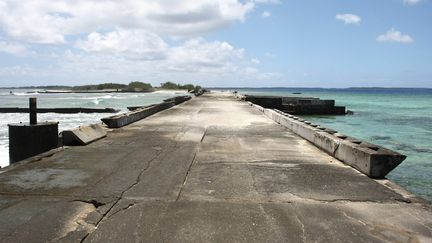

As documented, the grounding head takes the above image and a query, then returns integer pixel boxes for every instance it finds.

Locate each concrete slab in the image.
[181,162,404,203]
[0,198,98,243]
[85,200,301,243]
[62,124,107,146]
[0,92,430,242]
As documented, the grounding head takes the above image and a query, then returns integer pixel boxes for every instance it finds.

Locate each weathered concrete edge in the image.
[101,102,174,128]
[101,96,191,128]
[244,101,429,202]
[246,101,406,179]
[0,147,64,174]
[62,124,107,146]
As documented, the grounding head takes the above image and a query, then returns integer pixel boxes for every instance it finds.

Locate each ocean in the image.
[0,89,188,168]
[230,87,432,201]
[0,87,431,201]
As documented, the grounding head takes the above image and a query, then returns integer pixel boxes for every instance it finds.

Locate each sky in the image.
[0,0,431,88]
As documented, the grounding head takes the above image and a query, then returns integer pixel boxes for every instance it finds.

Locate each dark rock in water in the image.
[346,110,354,115]
[127,104,156,111]
[392,143,432,153]
[370,135,392,141]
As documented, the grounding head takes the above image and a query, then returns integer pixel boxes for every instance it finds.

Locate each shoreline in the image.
[2,88,191,94]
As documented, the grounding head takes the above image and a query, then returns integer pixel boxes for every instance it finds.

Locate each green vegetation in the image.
[160,82,179,89]
[72,82,153,91]
[128,81,153,90]
[160,82,201,91]
[73,83,127,91]
[3,81,204,92]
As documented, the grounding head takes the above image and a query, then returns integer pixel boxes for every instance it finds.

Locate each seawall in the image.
[246,101,406,178]
[0,92,430,242]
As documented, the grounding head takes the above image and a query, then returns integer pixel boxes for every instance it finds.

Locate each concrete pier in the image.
[0,92,431,242]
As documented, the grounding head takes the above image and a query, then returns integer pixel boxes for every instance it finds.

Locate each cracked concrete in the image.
[0,92,431,242]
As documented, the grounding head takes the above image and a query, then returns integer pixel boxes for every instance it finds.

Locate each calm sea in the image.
[0,89,188,169]
[0,88,431,201]
[227,87,431,201]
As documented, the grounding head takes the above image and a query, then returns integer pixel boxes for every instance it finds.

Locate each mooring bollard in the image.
[8,98,59,164]
[29,97,37,125]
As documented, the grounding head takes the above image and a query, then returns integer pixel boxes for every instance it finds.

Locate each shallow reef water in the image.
[233,87,432,201]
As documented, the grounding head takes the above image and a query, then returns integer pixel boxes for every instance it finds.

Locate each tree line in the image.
[4,81,202,92]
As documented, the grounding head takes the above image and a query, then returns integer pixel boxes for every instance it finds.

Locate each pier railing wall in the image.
[247,101,406,178]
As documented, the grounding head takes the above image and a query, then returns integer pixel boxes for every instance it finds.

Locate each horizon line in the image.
[1,86,432,90]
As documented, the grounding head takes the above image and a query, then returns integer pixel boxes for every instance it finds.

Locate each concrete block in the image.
[101,101,175,128]
[8,122,59,163]
[312,131,340,155]
[248,102,406,178]
[62,124,107,146]
[163,95,192,105]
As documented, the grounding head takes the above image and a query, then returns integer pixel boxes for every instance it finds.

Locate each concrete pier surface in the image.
[0,92,431,242]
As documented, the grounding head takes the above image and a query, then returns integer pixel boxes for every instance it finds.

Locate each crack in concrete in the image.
[105,202,136,220]
[200,128,207,143]
[175,152,198,202]
[79,128,200,242]
[188,193,404,205]
[293,210,307,243]
[175,128,207,202]
[332,141,341,157]
[79,147,165,242]
[342,211,368,227]
[175,128,206,202]
[73,199,106,208]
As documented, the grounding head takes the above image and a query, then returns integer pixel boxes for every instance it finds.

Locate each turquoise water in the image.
[233,88,432,201]
[1,88,431,201]
[0,89,188,168]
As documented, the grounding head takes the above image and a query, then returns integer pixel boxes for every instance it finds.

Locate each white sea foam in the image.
[0,145,8,168]
[0,112,113,168]
[153,90,189,95]
[0,90,177,168]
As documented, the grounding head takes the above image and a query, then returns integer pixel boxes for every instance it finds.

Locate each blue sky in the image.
[0,0,430,88]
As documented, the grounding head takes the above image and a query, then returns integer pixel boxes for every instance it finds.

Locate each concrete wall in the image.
[101,102,175,128]
[247,102,406,178]
[62,124,107,146]
[163,95,192,105]
[101,96,191,128]
[245,95,346,115]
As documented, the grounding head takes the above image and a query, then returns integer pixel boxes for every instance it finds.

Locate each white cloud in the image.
[167,38,245,73]
[403,0,422,5]
[261,11,271,18]
[251,58,260,64]
[0,40,27,55]
[335,14,361,25]
[377,28,414,43]
[253,0,280,3]
[0,0,257,44]
[265,52,276,58]
[0,0,280,85]
[34,37,277,85]
[76,29,168,60]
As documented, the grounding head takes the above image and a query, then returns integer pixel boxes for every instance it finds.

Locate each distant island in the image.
[1,81,202,93]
